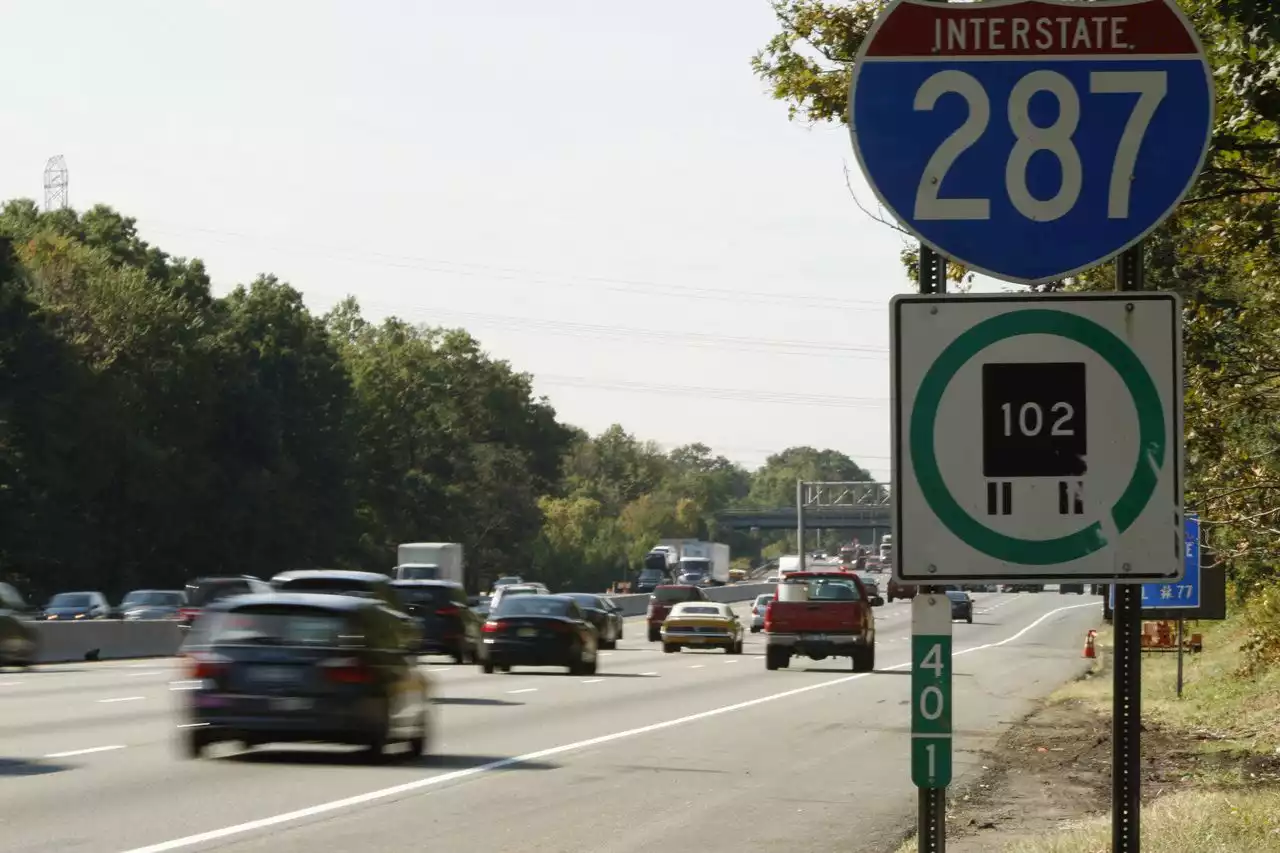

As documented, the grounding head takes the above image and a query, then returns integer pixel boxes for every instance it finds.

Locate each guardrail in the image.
[27,583,779,664]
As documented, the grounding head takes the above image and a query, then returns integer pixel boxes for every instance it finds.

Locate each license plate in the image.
[518,627,538,638]
[270,697,312,712]
[806,634,828,642]
[684,635,707,642]
[252,666,298,684]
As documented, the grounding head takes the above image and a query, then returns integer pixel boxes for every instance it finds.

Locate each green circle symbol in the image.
[910,309,1166,565]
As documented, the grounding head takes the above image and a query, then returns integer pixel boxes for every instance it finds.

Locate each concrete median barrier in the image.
[604,582,775,618]
[31,620,184,664]
[25,583,781,663]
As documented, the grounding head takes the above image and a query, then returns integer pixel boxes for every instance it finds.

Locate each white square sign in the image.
[891,292,1183,584]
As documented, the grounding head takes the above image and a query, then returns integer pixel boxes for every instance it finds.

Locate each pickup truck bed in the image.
[764,571,876,672]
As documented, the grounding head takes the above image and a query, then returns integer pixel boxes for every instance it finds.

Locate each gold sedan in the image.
[660,602,745,654]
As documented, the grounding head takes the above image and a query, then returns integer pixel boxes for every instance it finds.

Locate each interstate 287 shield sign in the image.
[849,0,1214,285]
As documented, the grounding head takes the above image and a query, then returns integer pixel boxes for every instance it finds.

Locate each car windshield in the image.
[202,605,355,647]
[755,596,773,606]
[122,591,183,607]
[495,596,571,618]
[785,577,861,601]
[564,594,603,609]
[392,586,451,609]
[493,577,521,587]
[653,587,699,603]
[49,593,92,607]
[675,605,722,617]
[276,577,377,597]
[946,591,967,601]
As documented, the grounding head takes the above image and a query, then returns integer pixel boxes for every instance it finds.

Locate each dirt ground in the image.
[935,667,1280,852]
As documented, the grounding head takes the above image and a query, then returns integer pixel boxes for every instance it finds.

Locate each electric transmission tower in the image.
[43,155,69,211]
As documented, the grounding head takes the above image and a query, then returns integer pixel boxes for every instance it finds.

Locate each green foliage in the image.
[0,201,878,600]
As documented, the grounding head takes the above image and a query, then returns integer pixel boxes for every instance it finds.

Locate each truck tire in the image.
[648,626,661,643]
[663,643,680,654]
[853,643,876,673]
[765,647,789,670]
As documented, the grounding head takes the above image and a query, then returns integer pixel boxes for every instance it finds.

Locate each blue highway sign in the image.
[1110,513,1200,609]
[848,0,1214,285]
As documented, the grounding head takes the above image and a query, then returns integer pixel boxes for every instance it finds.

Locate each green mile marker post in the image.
[912,591,953,850]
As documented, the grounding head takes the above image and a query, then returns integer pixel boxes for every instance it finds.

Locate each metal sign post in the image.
[913,592,953,852]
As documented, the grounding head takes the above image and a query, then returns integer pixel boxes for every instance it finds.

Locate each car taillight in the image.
[189,653,228,680]
[482,621,500,633]
[436,605,460,616]
[763,601,776,632]
[321,656,373,684]
[179,607,199,623]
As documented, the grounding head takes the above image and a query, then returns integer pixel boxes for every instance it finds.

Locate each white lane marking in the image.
[98,696,145,704]
[599,652,613,656]
[176,723,209,729]
[119,602,1098,853]
[506,688,537,695]
[427,668,451,673]
[581,678,604,684]
[723,659,739,664]
[127,671,164,677]
[640,672,659,676]
[0,680,18,686]
[688,664,705,669]
[169,681,201,691]
[44,744,126,758]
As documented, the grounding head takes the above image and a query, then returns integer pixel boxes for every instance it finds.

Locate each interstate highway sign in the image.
[891,292,1183,584]
[848,0,1213,285]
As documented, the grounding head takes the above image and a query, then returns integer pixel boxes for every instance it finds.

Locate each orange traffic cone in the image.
[1083,629,1097,659]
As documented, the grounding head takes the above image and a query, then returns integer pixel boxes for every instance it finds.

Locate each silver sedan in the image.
[749,593,774,633]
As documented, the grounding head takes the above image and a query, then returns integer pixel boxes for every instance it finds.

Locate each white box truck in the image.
[395,542,464,584]
[672,541,731,586]
[777,554,802,579]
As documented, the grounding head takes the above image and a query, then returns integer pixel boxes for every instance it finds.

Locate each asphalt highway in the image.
[0,590,1103,853]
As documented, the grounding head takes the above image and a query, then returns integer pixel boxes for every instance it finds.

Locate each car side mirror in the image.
[871,596,885,607]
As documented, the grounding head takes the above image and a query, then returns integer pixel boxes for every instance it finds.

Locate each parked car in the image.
[42,591,110,620]
[1059,583,1086,595]
[945,590,974,623]
[561,593,625,649]
[180,576,272,633]
[477,594,599,675]
[179,592,430,762]
[390,580,480,663]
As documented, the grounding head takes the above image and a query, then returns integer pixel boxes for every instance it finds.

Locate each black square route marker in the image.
[982,362,1087,479]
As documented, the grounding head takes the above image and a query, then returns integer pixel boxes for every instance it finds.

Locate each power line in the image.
[363,302,889,361]
[535,374,888,409]
[142,220,892,311]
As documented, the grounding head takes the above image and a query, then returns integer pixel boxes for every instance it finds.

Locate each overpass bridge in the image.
[713,481,893,543]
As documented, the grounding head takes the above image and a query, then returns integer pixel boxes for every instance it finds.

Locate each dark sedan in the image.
[180,593,430,762]
[477,594,599,675]
[561,593,624,649]
[391,580,480,663]
[946,590,974,623]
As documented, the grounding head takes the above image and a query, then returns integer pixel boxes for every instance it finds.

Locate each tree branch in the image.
[842,162,910,236]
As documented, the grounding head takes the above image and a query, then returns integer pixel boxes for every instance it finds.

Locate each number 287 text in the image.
[913,69,1167,223]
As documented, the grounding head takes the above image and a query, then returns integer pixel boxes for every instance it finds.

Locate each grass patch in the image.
[1047,614,1280,754]
[999,787,1280,852]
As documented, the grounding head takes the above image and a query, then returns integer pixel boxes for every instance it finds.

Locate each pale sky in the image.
[0,0,1007,481]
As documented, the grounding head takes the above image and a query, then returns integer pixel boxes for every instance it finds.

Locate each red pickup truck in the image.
[645,584,708,642]
[764,571,879,672]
